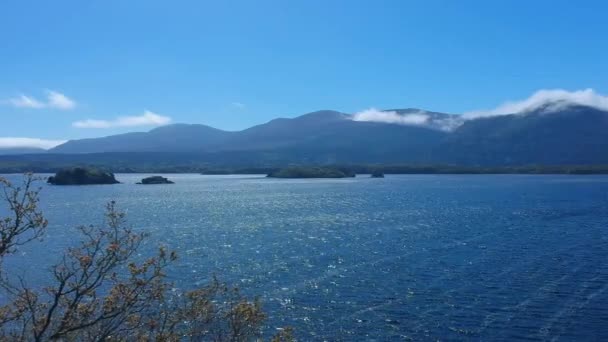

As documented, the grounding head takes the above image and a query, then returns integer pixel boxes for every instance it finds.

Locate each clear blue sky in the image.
[1,0,607,145]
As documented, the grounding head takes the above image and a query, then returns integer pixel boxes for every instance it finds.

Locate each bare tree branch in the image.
[0,175,292,341]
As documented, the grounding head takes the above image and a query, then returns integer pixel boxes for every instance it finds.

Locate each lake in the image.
[2,174,608,340]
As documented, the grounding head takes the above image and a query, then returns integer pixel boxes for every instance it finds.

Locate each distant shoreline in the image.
[3,164,608,175]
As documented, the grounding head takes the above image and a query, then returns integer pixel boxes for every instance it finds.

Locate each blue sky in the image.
[1,0,608,148]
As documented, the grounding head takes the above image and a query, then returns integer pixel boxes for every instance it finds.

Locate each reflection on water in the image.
[3,174,608,340]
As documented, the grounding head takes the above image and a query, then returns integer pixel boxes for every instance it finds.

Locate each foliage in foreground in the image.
[0,175,294,341]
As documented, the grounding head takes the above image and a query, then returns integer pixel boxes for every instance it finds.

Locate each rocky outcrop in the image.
[47,167,120,185]
[137,176,174,184]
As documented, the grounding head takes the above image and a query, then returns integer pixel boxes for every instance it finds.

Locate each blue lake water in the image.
[2,174,608,340]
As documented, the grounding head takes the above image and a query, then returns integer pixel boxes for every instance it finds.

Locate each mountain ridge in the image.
[28,104,608,166]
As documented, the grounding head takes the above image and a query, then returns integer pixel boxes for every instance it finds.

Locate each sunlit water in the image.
[2,174,608,340]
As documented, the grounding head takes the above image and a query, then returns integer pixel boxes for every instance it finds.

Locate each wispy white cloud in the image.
[231,102,246,109]
[6,95,46,109]
[464,88,608,118]
[2,90,76,110]
[46,90,76,110]
[0,137,67,150]
[352,108,430,126]
[72,110,172,129]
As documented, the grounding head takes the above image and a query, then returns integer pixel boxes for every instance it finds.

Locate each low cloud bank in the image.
[353,89,608,130]
[464,88,608,118]
[352,108,429,126]
[0,138,67,150]
[73,111,171,129]
[352,108,461,131]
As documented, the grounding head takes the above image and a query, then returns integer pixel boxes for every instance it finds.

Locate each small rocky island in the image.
[137,176,175,184]
[371,170,385,178]
[267,167,356,178]
[47,167,120,185]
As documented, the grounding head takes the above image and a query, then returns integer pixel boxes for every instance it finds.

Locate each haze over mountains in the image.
[5,101,598,166]
[0,147,47,155]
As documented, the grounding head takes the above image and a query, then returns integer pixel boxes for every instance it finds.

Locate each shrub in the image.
[0,174,291,341]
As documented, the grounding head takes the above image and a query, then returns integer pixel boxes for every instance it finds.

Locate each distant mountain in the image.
[49,110,451,164]
[35,104,608,166]
[52,124,232,153]
[218,110,351,151]
[437,105,608,165]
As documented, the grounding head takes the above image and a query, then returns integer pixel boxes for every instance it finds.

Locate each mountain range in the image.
[3,103,608,167]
